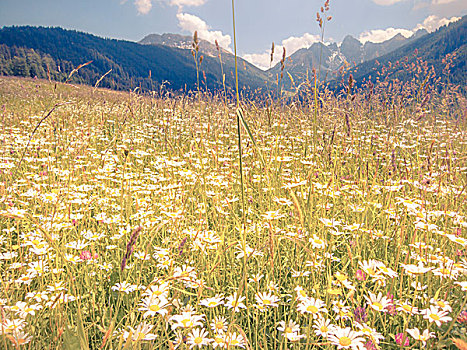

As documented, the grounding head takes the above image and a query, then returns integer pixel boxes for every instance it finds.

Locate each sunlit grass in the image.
[0,75,466,349]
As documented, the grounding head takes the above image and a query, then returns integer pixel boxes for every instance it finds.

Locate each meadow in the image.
[0,73,466,349]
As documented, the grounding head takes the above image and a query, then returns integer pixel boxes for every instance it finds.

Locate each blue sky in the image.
[0,0,465,69]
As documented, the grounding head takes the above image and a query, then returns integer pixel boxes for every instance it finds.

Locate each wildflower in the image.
[455,281,467,291]
[313,318,335,338]
[170,312,205,330]
[255,291,280,308]
[396,300,419,315]
[1,319,25,334]
[364,292,391,312]
[355,269,366,281]
[457,310,467,325]
[6,330,33,346]
[294,285,308,300]
[210,316,228,333]
[328,327,366,349]
[353,307,367,323]
[138,295,170,318]
[199,295,224,308]
[421,305,452,327]
[406,328,435,346]
[356,323,384,344]
[400,262,433,275]
[121,226,142,271]
[248,273,264,283]
[277,320,301,339]
[111,281,138,294]
[186,328,211,348]
[395,333,410,346]
[225,332,246,348]
[8,301,41,319]
[211,333,226,349]
[310,234,326,249]
[79,250,93,261]
[121,322,157,342]
[430,298,452,312]
[225,293,246,312]
[142,282,170,299]
[297,297,327,318]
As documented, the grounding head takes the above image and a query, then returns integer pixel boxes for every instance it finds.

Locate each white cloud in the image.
[170,0,207,6]
[414,14,460,31]
[134,0,152,14]
[243,33,320,70]
[359,28,413,43]
[431,0,457,4]
[176,13,232,50]
[371,0,406,5]
[132,0,206,14]
[359,15,460,43]
[282,33,321,56]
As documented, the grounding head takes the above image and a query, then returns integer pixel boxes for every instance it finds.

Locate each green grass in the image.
[0,75,466,349]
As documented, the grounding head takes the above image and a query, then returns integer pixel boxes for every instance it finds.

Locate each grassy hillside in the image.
[0,26,272,93]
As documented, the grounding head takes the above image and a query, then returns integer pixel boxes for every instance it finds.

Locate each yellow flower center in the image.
[285,327,292,334]
[231,301,238,307]
[306,305,318,313]
[339,337,352,346]
[208,301,217,306]
[194,337,203,344]
[216,321,224,330]
[373,302,383,310]
[181,319,193,327]
[149,304,160,312]
[320,326,328,332]
[299,290,306,297]
[263,299,271,305]
[437,301,445,308]
[430,313,440,321]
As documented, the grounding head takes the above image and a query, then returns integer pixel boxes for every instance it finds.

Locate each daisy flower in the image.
[328,327,366,349]
[142,282,170,299]
[186,328,211,348]
[138,295,170,318]
[309,234,326,249]
[396,300,419,315]
[364,292,391,312]
[255,291,280,308]
[313,318,335,338]
[297,297,327,318]
[421,306,452,327]
[210,316,228,333]
[170,312,205,330]
[430,298,452,312]
[356,323,384,344]
[225,293,246,312]
[406,328,435,346]
[199,294,224,308]
[225,332,246,348]
[455,281,467,291]
[122,322,157,343]
[277,320,300,337]
[111,281,138,294]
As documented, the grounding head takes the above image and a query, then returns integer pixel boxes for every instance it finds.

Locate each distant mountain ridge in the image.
[0,26,272,92]
[268,28,430,82]
[0,18,464,94]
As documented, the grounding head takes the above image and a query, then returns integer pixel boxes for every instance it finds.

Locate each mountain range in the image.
[0,15,465,94]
